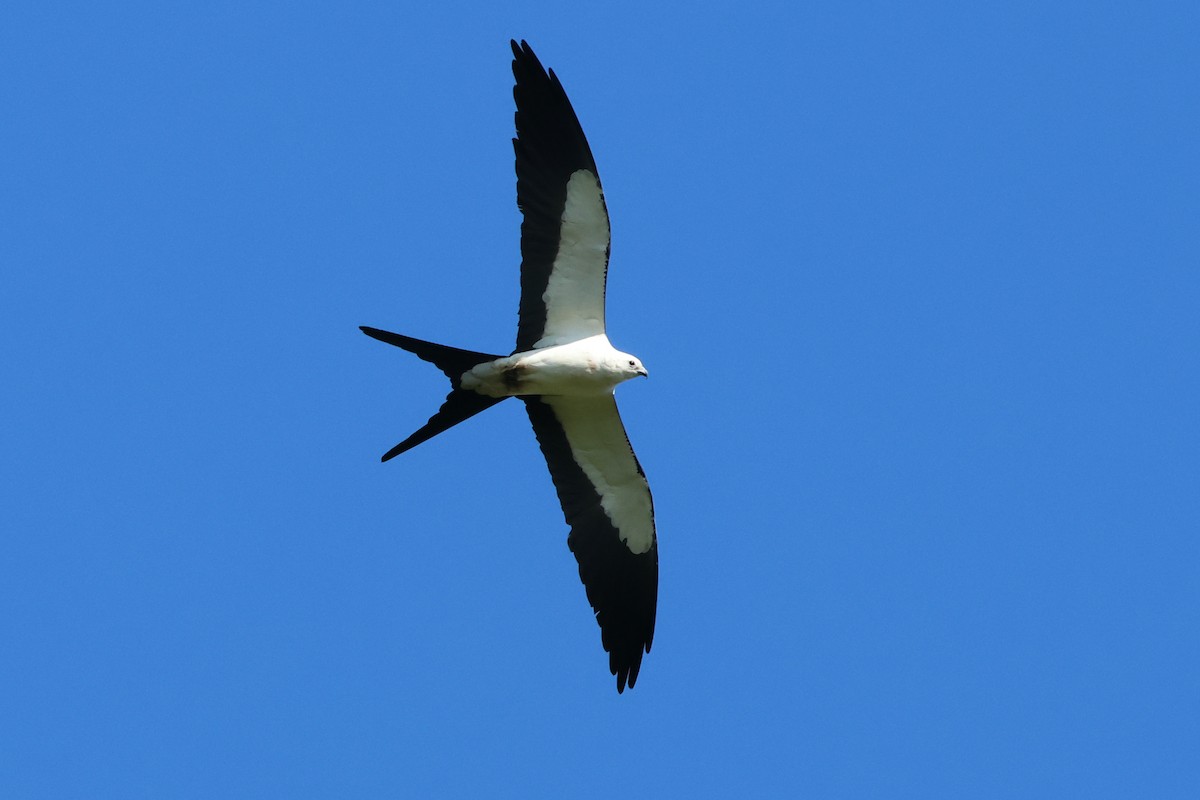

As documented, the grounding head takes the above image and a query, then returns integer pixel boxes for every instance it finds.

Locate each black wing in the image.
[523,395,657,692]
[511,40,611,352]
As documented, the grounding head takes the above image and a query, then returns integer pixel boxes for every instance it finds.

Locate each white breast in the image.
[461,335,628,397]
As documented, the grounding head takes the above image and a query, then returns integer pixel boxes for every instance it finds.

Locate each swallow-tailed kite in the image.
[361,40,657,692]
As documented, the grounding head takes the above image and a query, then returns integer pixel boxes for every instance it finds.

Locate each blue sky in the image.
[3,1,1197,797]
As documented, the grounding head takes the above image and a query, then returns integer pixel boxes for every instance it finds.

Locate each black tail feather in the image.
[380,389,504,461]
[360,326,507,459]
[359,326,503,388]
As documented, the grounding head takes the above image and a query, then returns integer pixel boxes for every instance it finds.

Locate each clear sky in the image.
[3,1,1197,797]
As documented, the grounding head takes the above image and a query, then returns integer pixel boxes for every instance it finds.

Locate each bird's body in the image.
[361,40,657,692]
[460,335,647,398]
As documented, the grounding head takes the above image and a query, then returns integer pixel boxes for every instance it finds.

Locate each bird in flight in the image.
[361,40,657,692]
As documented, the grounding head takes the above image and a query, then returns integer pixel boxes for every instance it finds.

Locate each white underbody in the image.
[460,334,646,398]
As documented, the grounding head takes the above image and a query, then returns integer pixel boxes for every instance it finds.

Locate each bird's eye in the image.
[628,360,636,367]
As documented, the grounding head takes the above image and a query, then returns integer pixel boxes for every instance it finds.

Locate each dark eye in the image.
[628,360,636,367]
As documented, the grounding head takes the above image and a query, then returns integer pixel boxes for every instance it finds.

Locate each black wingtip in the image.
[614,652,644,693]
[510,39,545,78]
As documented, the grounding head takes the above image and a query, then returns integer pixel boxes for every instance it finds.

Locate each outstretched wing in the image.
[523,394,657,692]
[511,39,610,352]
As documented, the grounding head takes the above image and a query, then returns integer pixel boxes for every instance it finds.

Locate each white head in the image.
[613,351,649,380]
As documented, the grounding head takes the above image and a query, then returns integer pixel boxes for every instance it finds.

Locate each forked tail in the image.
[360,326,507,461]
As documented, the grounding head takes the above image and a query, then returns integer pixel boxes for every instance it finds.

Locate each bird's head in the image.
[615,352,648,379]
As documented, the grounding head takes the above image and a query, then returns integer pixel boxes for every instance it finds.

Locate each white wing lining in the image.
[534,169,610,348]
[545,394,654,554]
